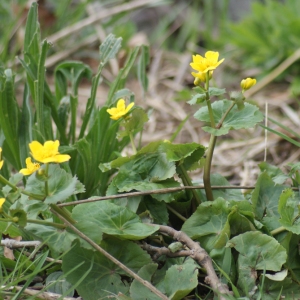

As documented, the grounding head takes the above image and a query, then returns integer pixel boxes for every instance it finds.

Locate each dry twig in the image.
[3,286,82,300]
[0,238,41,248]
[155,225,232,300]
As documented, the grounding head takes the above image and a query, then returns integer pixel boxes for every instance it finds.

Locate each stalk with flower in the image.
[0,140,83,227]
[107,98,148,154]
[189,51,262,200]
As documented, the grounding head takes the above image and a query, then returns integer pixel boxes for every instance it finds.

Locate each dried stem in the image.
[154,224,232,299]
[0,239,41,248]
[57,185,261,207]
[141,242,192,260]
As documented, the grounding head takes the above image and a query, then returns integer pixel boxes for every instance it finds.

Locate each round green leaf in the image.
[164,260,199,300]
[25,164,83,204]
[278,189,300,234]
[194,100,263,136]
[72,201,159,240]
[227,231,287,294]
[227,231,287,271]
[181,198,231,251]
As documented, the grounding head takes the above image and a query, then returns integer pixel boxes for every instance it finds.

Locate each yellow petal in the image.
[0,160,3,170]
[0,198,5,209]
[205,51,219,61]
[117,99,126,111]
[19,157,40,175]
[192,54,204,64]
[125,102,134,113]
[42,154,71,163]
[241,78,256,90]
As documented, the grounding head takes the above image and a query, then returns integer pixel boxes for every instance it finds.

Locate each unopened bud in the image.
[241,78,256,91]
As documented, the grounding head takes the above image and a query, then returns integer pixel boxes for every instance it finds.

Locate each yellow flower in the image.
[192,71,213,85]
[107,99,134,120]
[190,51,224,74]
[29,140,71,164]
[241,78,257,91]
[19,157,40,175]
[0,147,3,170]
[0,198,5,210]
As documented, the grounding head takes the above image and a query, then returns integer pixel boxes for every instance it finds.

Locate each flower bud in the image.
[241,78,256,91]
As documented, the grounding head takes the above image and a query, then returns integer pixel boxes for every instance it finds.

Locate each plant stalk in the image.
[50,204,76,225]
[178,163,201,208]
[270,226,286,236]
[44,163,49,196]
[129,132,137,154]
[27,219,66,229]
[166,204,187,222]
[205,72,215,128]
[0,174,44,200]
[203,134,217,201]
[216,101,236,129]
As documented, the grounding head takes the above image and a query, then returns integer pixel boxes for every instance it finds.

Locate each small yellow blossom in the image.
[19,157,40,175]
[241,78,256,91]
[192,71,213,85]
[29,140,71,164]
[0,147,3,170]
[107,99,134,120]
[0,198,5,210]
[190,51,224,75]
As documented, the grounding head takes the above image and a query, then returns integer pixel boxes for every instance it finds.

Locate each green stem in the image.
[27,219,66,229]
[270,226,286,236]
[50,204,76,225]
[44,163,49,196]
[205,72,215,128]
[216,102,236,129]
[0,174,44,200]
[20,189,44,200]
[0,218,14,222]
[0,174,18,191]
[166,204,187,222]
[178,163,201,208]
[203,134,217,201]
[129,132,137,154]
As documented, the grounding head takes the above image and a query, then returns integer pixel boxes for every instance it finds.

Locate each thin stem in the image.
[178,163,201,208]
[0,218,13,222]
[0,174,44,200]
[270,226,286,236]
[129,132,137,154]
[20,189,45,200]
[58,185,267,207]
[27,219,66,229]
[0,174,18,191]
[166,204,187,222]
[216,101,236,129]
[50,204,76,225]
[44,163,49,196]
[205,72,215,128]
[203,135,217,201]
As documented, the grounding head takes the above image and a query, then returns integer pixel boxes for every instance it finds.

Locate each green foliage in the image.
[1,2,300,299]
[62,239,152,299]
[225,0,300,71]
[194,100,264,136]
[72,201,159,240]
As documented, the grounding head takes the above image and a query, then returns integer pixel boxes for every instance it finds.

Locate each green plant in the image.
[1,3,300,300]
[223,0,300,91]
